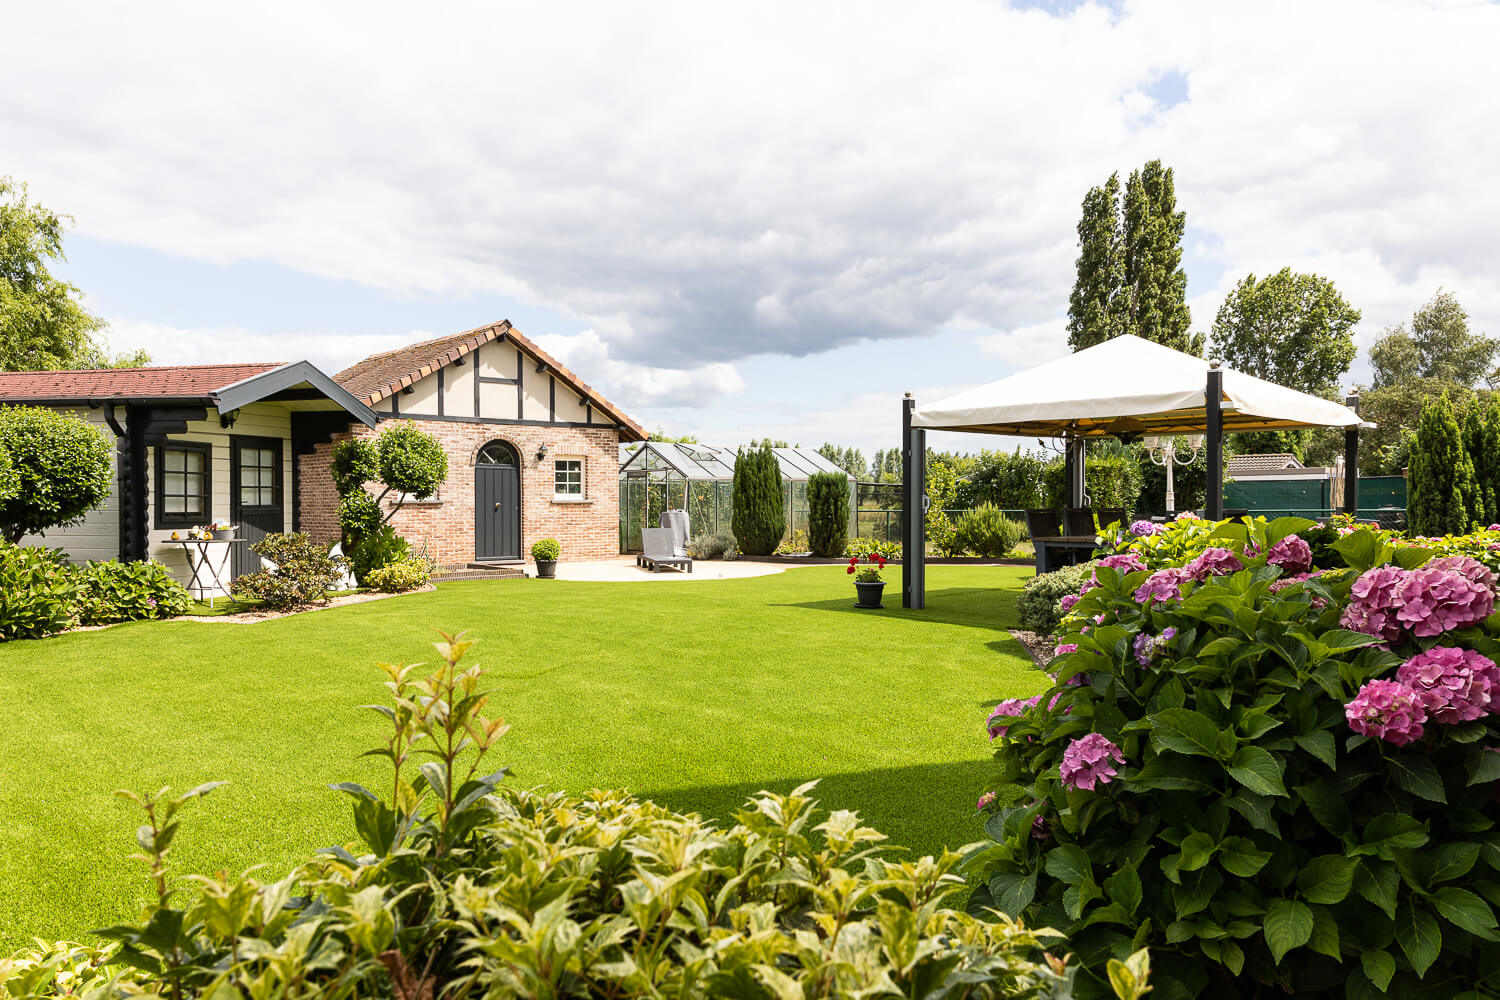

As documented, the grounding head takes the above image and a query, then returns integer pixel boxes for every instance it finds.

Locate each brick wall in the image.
[295,419,621,567]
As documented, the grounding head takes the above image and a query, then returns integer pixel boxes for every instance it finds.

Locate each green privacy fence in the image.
[1225,476,1406,514]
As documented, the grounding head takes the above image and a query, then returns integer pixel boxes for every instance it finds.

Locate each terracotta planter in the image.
[854,580,885,608]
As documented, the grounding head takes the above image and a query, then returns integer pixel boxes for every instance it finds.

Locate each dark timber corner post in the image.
[1344,393,1360,515]
[1205,363,1224,520]
[902,393,926,609]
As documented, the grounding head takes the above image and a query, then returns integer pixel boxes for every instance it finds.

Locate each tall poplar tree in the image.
[1066,160,1199,354]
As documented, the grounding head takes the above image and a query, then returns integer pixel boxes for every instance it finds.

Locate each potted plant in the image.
[208,519,235,540]
[847,553,887,608]
[531,537,560,579]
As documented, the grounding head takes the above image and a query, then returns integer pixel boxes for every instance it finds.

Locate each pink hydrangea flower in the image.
[1031,813,1051,840]
[976,791,997,811]
[1133,626,1179,666]
[986,697,1038,739]
[1340,565,1410,642]
[1345,679,1428,746]
[1175,510,1200,521]
[1396,646,1499,723]
[1054,642,1078,656]
[1134,567,1192,605]
[1425,556,1498,593]
[1186,547,1244,581]
[1266,534,1313,575]
[1059,593,1080,613]
[1060,733,1126,790]
[1394,567,1494,636]
[1130,520,1160,537]
[1490,524,1500,531]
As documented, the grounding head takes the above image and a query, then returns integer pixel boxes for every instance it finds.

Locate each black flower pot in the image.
[854,580,885,608]
[535,560,557,579]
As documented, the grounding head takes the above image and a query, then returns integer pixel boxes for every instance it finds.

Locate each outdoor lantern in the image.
[536,443,551,461]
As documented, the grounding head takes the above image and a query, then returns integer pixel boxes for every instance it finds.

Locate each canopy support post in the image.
[1205,365,1224,520]
[1343,393,1360,516]
[1065,438,1087,508]
[902,394,926,609]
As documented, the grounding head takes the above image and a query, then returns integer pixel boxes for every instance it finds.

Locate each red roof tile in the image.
[335,321,646,441]
[0,363,286,402]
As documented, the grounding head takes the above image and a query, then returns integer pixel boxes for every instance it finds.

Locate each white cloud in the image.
[530,329,745,407]
[2,0,1496,385]
[102,319,413,374]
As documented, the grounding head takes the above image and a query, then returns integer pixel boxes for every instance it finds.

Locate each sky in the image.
[3,0,1497,461]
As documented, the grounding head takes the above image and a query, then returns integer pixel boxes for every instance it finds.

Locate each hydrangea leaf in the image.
[1043,845,1093,888]
[1177,832,1216,873]
[1396,903,1442,977]
[1292,730,1337,769]
[1263,899,1313,963]
[1355,861,1400,920]
[1307,904,1341,959]
[986,872,1036,917]
[1467,748,1500,786]
[1297,855,1356,904]
[1227,746,1287,797]
[1356,814,1428,858]
[1388,754,1447,804]
[1430,842,1481,884]
[1360,949,1396,991]
[1217,837,1272,877]
[1431,887,1499,940]
[1147,709,1226,760]
[1104,865,1142,915]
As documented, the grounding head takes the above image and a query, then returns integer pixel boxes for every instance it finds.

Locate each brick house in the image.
[0,319,643,581]
[313,320,646,567]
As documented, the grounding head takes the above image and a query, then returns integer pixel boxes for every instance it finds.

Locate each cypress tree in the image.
[1409,394,1479,536]
[806,472,850,557]
[1463,397,1500,526]
[731,442,786,555]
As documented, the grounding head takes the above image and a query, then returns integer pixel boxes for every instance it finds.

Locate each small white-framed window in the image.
[554,458,584,497]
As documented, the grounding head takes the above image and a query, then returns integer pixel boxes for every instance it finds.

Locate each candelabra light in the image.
[1144,434,1203,514]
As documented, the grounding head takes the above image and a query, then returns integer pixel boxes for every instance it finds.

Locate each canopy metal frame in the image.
[900,363,1363,609]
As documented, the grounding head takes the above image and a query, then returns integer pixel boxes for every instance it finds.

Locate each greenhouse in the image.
[618,442,850,552]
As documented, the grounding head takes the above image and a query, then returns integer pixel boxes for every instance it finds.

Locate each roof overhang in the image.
[216,361,379,427]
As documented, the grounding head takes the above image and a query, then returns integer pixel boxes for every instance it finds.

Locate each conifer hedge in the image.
[731,442,786,554]
[1409,395,1480,536]
[806,471,850,556]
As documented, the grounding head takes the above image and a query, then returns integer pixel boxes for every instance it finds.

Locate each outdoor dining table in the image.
[167,537,243,606]
[1033,534,1103,574]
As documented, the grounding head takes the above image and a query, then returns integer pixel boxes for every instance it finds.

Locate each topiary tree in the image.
[0,405,112,542]
[806,471,850,557]
[730,442,785,555]
[330,424,449,550]
[1409,394,1479,536]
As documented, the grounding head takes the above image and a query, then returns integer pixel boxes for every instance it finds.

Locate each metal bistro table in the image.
[168,537,243,606]
[1034,535,1104,575]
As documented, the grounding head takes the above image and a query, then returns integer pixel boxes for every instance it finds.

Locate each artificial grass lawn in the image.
[0,564,1044,948]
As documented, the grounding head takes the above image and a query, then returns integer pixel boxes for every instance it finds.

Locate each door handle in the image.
[493,502,501,511]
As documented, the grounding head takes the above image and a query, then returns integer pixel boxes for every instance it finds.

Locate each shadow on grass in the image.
[775,587,1022,632]
[636,759,1008,858]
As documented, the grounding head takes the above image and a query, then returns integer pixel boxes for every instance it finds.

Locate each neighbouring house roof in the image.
[0,363,285,401]
[0,361,381,427]
[1226,453,1304,475]
[334,319,647,441]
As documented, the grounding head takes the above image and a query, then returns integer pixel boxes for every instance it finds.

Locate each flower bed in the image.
[971,515,1500,998]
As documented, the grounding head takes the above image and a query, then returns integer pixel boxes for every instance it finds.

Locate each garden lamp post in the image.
[1144,434,1203,514]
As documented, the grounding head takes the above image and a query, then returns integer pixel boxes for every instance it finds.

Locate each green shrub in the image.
[530,537,560,561]
[687,528,737,559]
[376,422,448,500]
[846,536,902,560]
[1041,452,1143,514]
[73,559,190,624]
[6,636,1082,999]
[363,558,430,593]
[230,532,346,610]
[928,460,961,556]
[807,471,850,556]
[0,541,76,640]
[953,504,1026,558]
[1016,560,1097,636]
[972,518,1500,998]
[328,438,379,496]
[348,524,410,585]
[336,489,381,546]
[731,442,785,555]
[0,405,113,543]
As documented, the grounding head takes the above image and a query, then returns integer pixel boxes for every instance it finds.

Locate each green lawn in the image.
[0,564,1043,948]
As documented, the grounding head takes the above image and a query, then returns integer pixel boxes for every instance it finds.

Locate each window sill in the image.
[388,501,444,508]
[551,497,593,505]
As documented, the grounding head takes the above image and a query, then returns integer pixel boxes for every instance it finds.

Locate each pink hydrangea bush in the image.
[1059,733,1125,791]
[1344,678,1429,746]
[1265,534,1312,574]
[1133,567,1192,605]
[1395,646,1499,723]
[1185,546,1244,581]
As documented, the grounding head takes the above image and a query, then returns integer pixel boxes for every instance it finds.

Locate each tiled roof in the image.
[0,363,285,401]
[334,320,646,441]
[1226,453,1303,475]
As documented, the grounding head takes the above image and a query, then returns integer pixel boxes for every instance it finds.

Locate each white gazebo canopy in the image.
[910,335,1365,437]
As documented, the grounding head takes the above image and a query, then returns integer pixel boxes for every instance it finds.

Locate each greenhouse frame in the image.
[618,442,851,552]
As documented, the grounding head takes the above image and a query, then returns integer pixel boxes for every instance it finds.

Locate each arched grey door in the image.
[475,440,520,560]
